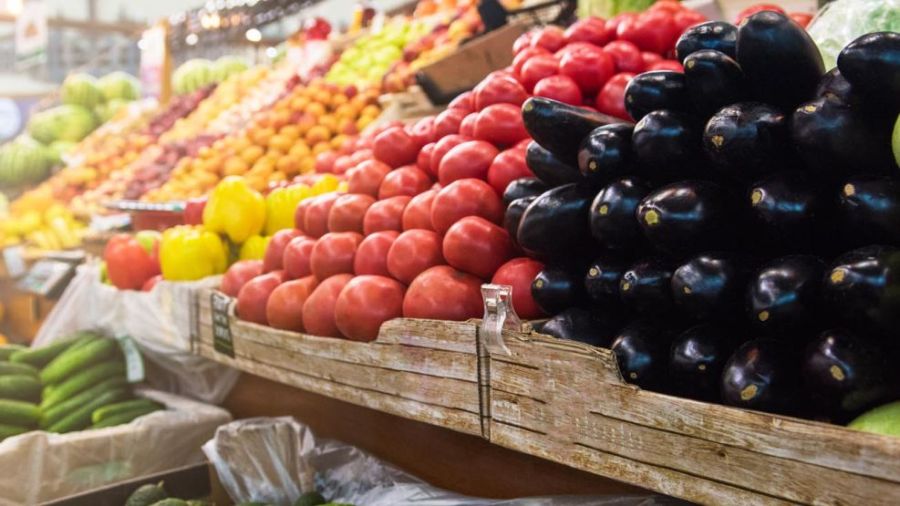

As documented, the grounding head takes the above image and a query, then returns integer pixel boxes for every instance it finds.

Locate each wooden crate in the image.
[482,327,900,506]
[194,288,483,437]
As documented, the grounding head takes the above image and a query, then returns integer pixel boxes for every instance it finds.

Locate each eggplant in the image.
[502,177,548,206]
[822,245,900,336]
[670,323,744,401]
[721,338,799,414]
[577,124,634,185]
[623,71,689,121]
[747,255,826,335]
[815,68,858,105]
[517,183,594,261]
[612,321,673,390]
[632,110,701,180]
[525,141,583,187]
[836,176,900,248]
[532,264,584,315]
[675,21,738,63]
[792,95,896,179]
[735,11,824,111]
[747,171,826,254]
[636,180,735,256]
[620,259,675,316]
[522,97,625,163]
[702,102,789,183]
[504,196,536,243]
[672,252,752,321]
[541,307,618,348]
[684,50,747,117]
[584,255,628,308]
[801,329,896,421]
[589,177,651,251]
[837,32,900,113]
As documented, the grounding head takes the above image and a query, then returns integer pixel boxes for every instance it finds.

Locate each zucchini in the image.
[0,424,30,441]
[0,375,41,402]
[47,388,130,433]
[40,338,120,385]
[0,344,26,361]
[41,360,125,409]
[0,362,38,378]
[92,405,162,429]
[41,377,128,428]
[92,398,161,424]
[10,333,95,368]
[0,399,40,427]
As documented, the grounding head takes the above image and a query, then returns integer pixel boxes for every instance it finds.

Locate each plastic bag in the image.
[808,0,900,69]
[204,418,683,506]
[34,262,239,404]
[0,389,231,505]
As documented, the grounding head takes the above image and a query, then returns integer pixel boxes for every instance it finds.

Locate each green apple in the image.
[848,401,900,437]
[893,114,899,168]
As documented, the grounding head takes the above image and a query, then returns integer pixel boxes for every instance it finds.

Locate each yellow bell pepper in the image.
[239,234,271,261]
[264,184,311,235]
[160,225,228,281]
[202,176,266,243]
[312,174,340,195]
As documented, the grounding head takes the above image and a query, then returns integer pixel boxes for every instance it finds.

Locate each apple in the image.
[559,46,616,95]
[266,276,318,332]
[236,270,286,325]
[222,260,265,297]
[519,55,559,92]
[264,229,304,272]
[534,75,583,105]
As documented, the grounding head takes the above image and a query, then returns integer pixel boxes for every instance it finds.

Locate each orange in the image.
[337,118,358,136]
[305,102,326,118]
[290,96,310,112]
[305,125,331,145]
[361,104,381,118]
[269,171,287,183]
[268,134,292,153]
[288,142,311,159]
[356,115,375,132]
[297,114,316,135]
[299,156,316,174]
[313,89,331,105]
[279,125,301,140]
[250,127,275,147]
[270,109,292,130]
[240,145,265,164]
[318,115,338,134]
[334,103,356,119]
[276,155,300,176]
[331,134,349,150]
[312,141,332,156]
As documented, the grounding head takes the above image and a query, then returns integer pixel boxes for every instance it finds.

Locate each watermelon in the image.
[28,105,98,144]
[95,99,129,123]
[48,141,76,165]
[212,56,249,82]
[60,73,105,109]
[172,59,215,95]
[97,72,140,101]
[0,138,54,187]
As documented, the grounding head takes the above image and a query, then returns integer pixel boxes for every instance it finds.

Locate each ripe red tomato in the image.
[363,196,411,235]
[373,126,420,168]
[641,51,663,67]
[294,199,312,233]
[417,142,435,172]
[433,108,467,138]
[332,155,355,175]
[491,257,546,319]
[605,13,637,40]
[473,103,529,147]
[459,113,478,137]
[618,10,678,55]
[487,148,532,196]
[559,46,616,95]
[647,60,684,72]
[402,189,437,231]
[310,232,363,280]
[735,4,786,25]
[387,229,445,284]
[650,0,684,14]
[350,148,373,165]
[674,9,706,33]
[283,236,317,280]
[513,47,550,77]
[520,54,559,92]
[303,193,342,238]
[448,91,474,113]
[378,165,432,199]
[263,229,304,272]
[402,266,483,320]
[533,75,583,105]
[335,275,406,341]
[603,40,645,73]
[347,159,392,196]
[788,12,813,28]
[513,32,533,54]
[438,140,499,186]
[266,276,318,332]
[302,274,353,337]
[564,18,612,46]
[236,271,286,325]
[431,178,504,234]
[315,151,339,173]
[353,230,398,276]
[407,116,436,146]
[328,193,375,233]
[429,134,470,178]
[221,259,263,297]
[529,26,566,52]
[596,72,636,120]
[443,216,513,279]
[473,73,529,111]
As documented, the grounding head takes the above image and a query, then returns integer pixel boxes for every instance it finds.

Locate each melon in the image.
[172,59,215,95]
[95,99,129,123]
[0,138,54,187]
[212,56,249,83]
[97,71,141,101]
[60,73,105,109]
[28,105,98,144]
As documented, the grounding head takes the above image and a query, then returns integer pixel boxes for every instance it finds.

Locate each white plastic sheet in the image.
[808,0,900,69]
[204,418,684,506]
[0,389,231,505]
[35,262,239,403]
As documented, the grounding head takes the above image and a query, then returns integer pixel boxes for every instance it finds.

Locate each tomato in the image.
[221,259,263,297]
[735,4,786,25]
[310,232,363,280]
[605,13,637,40]
[788,12,813,28]
[332,155,355,175]
[519,54,559,92]
[142,275,162,292]
[433,108,467,138]
[513,32,533,54]
[267,276,318,332]
[459,113,478,137]
[438,140,499,186]
[674,10,706,33]
[564,18,612,46]
[354,230,398,276]
[603,40,645,73]
[431,178,504,234]
[236,271,286,325]
[402,189,437,231]
[328,193,375,233]
[534,75,583,105]
[407,116,436,146]
[303,193,342,238]
[315,151,339,173]
[473,72,529,111]
[294,198,313,233]
[387,229,445,284]
[428,135,469,178]
[363,196,411,235]
[103,233,160,291]
[263,229,304,272]
[596,72,636,120]
[378,165,432,199]
[491,257,546,319]
[559,45,616,95]
[529,26,566,52]
[473,104,529,147]
[347,159,392,196]
[487,148,532,196]
[647,60,684,72]
[443,216,513,279]
[335,275,406,341]
[513,47,550,78]
[350,148,374,165]
[302,274,353,338]
[283,235,317,280]
[373,126,420,168]
[448,91,474,113]
[641,51,663,67]
[417,142,435,172]
[402,266,483,320]
[649,0,683,14]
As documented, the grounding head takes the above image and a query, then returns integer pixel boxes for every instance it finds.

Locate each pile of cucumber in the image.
[124,482,353,506]
[0,331,164,442]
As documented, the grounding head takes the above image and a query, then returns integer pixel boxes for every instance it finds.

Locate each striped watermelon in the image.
[60,73,105,109]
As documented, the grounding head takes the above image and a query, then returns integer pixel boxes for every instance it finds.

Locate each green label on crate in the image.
[114,335,145,383]
[211,291,235,357]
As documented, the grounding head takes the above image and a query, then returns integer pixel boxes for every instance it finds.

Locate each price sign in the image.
[17,259,75,298]
[210,292,235,357]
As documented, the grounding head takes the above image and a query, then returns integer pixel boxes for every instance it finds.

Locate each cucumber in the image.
[47,388,130,433]
[40,338,120,385]
[0,375,41,402]
[92,398,161,424]
[0,399,40,427]
[150,500,188,506]
[0,424,30,441]
[41,360,125,409]
[92,405,161,428]
[41,377,128,428]
[9,334,95,368]
[0,362,38,378]
[294,492,328,506]
[126,482,167,506]
[0,344,26,361]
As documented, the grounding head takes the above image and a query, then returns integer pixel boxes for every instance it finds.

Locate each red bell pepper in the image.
[103,232,161,290]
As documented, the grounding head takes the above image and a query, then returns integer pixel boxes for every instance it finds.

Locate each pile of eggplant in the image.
[510,13,900,424]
